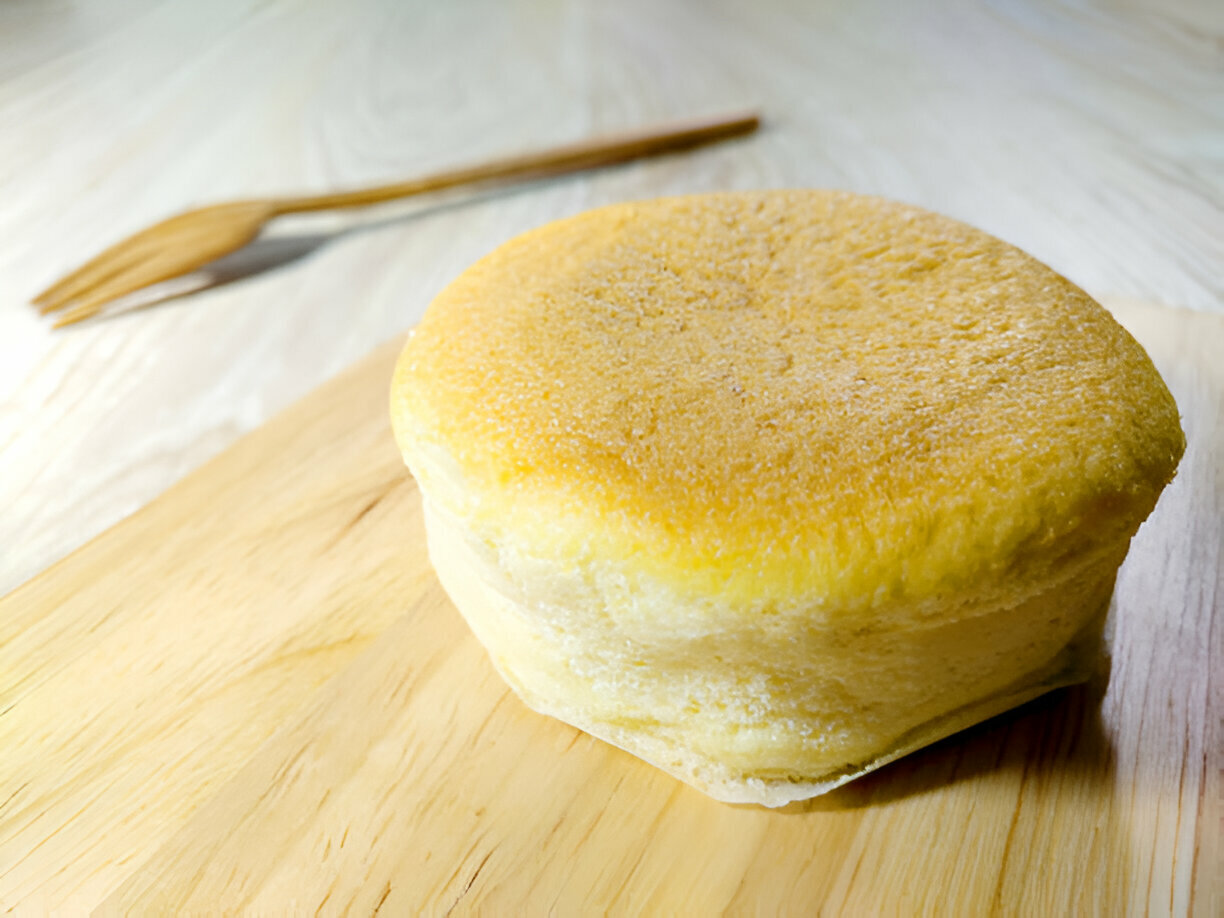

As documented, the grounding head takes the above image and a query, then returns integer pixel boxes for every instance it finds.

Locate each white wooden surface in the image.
[1,0,1220,592]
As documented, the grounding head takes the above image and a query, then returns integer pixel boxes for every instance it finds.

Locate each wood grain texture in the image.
[1,0,1221,595]
[1,299,1218,914]
[0,339,415,913]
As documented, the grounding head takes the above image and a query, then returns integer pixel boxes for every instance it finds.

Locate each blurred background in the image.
[1,0,1220,591]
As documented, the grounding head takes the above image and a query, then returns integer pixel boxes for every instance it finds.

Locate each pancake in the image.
[390,190,1184,805]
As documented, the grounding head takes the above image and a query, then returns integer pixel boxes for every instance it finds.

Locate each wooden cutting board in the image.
[1,298,1219,915]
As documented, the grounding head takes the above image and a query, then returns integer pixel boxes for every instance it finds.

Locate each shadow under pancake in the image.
[774,671,1117,815]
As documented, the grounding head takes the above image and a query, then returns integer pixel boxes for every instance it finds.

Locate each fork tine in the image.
[35,235,161,313]
[34,236,141,308]
[50,298,110,329]
[48,248,203,328]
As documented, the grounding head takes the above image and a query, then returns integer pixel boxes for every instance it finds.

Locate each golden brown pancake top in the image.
[393,190,1184,609]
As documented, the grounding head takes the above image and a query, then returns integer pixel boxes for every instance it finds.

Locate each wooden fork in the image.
[32,110,760,328]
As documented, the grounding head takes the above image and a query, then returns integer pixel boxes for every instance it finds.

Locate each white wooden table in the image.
[1,0,1220,595]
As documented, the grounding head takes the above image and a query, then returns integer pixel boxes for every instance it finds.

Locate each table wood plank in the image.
[3,300,1211,914]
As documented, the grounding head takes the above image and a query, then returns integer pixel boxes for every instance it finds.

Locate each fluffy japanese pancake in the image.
[390,190,1184,806]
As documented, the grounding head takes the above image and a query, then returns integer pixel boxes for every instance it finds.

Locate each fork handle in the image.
[268,110,761,215]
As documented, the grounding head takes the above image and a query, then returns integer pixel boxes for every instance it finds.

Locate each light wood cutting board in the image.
[1,299,1219,915]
